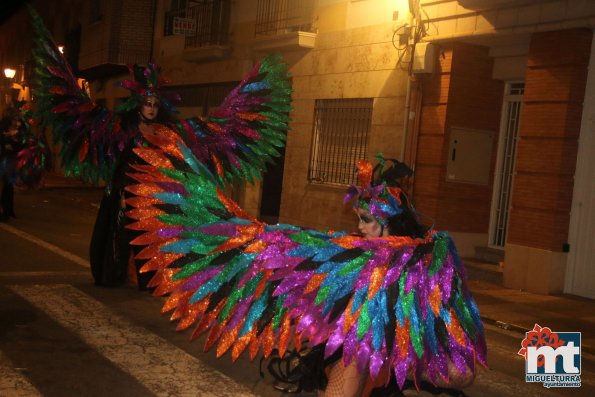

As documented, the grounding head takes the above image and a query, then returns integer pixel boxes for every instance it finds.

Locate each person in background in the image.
[0,107,22,221]
[0,108,20,221]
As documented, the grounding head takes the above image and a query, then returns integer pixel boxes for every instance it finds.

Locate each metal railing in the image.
[165,0,231,48]
[255,0,315,36]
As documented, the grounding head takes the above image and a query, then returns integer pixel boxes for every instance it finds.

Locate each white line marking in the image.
[0,351,42,397]
[0,223,89,268]
[0,271,87,277]
[9,284,257,397]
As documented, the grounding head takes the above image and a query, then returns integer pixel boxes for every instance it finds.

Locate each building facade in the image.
[1,0,593,298]
[414,0,595,298]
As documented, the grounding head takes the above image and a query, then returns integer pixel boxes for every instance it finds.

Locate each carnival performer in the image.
[27,6,292,288]
[123,122,488,396]
[0,107,20,221]
[0,103,50,221]
[87,65,180,289]
[321,157,476,397]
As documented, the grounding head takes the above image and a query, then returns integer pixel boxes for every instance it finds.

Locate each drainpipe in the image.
[400,73,412,162]
[401,0,423,196]
[149,0,158,61]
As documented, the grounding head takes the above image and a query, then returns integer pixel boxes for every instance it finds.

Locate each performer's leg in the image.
[318,361,366,397]
[0,176,8,220]
[5,181,15,217]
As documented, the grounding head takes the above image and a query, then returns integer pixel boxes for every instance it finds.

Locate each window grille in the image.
[164,0,230,48]
[308,98,372,186]
[255,0,315,36]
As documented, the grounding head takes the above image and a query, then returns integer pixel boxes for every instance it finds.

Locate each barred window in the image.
[164,0,231,48]
[255,0,315,36]
[308,98,372,186]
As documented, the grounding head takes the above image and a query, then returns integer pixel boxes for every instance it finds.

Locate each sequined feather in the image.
[126,131,487,390]
[29,6,292,186]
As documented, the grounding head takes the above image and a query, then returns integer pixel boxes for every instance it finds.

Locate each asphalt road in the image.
[0,186,592,396]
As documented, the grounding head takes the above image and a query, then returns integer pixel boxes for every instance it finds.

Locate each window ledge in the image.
[253,31,316,52]
[183,45,231,63]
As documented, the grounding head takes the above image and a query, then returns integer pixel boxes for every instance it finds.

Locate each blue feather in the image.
[162,239,201,253]
[425,312,437,354]
[370,292,387,350]
[352,288,367,313]
[240,81,270,93]
[154,192,186,205]
[240,294,268,336]
[191,277,222,303]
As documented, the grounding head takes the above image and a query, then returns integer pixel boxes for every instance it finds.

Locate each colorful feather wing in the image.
[175,54,292,184]
[14,105,52,188]
[29,6,132,183]
[126,131,486,389]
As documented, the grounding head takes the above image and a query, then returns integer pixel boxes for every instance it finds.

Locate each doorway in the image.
[488,82,524,248]
[259,147,285,224]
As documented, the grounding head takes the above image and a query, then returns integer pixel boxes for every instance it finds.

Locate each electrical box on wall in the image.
[446,127,494,185]
[412,42,435,74]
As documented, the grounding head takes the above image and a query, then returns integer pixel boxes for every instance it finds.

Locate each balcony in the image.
[164,0,231,62]
[254,0,317,52]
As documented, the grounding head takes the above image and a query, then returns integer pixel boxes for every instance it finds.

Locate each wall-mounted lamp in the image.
[4,68,16,79]
[58,45,65,54]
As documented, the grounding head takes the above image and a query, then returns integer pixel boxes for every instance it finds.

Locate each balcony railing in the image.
[255,0,315,36]
[165,0,231,48]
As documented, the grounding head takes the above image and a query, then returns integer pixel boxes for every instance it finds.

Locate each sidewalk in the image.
[41,172,103,189]
[468,277,595,355]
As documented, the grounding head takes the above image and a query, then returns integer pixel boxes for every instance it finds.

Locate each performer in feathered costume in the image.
[0,102,51,221]
[124,122,488,395]
[28,6,292,288]
[13,103,52,190]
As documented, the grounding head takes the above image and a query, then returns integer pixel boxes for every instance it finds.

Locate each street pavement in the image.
[468,277,595,355]
[0,175,592,396]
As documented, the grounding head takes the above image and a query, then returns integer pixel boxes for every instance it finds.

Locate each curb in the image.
[43,184,103,190]
[481,316,595,356]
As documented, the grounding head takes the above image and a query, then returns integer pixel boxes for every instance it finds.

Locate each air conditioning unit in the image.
[412,42,435,74]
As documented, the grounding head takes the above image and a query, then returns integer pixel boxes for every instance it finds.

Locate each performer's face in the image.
[141,97,160,120]
[356,208,385,238]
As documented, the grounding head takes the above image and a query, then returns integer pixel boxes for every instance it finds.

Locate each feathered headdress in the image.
[116,61,181,113]
[343,153,413,224]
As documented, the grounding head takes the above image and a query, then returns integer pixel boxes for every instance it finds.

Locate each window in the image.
[164,0,230,47]
[308,98,372,186]
[170,0,187,11]
[169,82,239,116]
[255,0,315,36]
[89,1,103,24]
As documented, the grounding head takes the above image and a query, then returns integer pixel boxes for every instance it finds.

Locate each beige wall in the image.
[151,0,412,231]
[279,2,411,232]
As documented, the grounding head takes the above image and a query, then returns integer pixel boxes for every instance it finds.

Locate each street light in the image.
[4,68,16,79]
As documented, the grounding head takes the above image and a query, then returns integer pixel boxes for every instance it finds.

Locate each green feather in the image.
[290,231,329,247]
[338,251,372,276]
[357,300,371,340]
